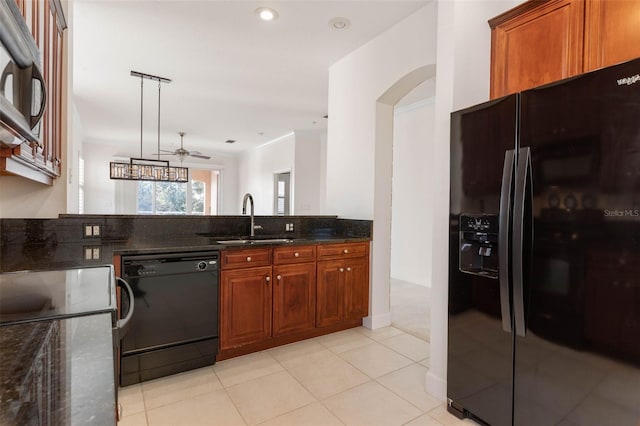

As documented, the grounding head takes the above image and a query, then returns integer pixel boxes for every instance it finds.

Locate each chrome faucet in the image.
[242,193,255,237]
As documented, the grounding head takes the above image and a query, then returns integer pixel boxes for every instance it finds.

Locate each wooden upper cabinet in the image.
[584,0,640,71]
[489,0,640,99]
[489,0,585,98]
[1,0,66,184]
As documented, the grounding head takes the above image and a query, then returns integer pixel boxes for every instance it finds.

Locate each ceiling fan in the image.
[160,132,211,161]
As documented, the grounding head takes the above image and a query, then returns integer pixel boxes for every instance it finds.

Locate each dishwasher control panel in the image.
[122,252,219,278]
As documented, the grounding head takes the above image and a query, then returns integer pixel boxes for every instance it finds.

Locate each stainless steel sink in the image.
[216,239,252,245]
[216,238,295,245]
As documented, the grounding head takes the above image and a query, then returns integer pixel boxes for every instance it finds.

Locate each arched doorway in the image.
[389,79,436,342]
[367,64,437,333]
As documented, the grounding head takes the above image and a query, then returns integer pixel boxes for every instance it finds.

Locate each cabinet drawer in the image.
[221,248,272,269]
[273,245,316,264]
[317,242,369,260]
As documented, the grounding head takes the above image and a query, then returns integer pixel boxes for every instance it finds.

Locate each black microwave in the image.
[0,0,46,148]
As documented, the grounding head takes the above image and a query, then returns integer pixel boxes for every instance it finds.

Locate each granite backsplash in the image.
[0,215,372,272]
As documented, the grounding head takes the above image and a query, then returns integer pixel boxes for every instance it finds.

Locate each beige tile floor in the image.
[117,326,476,426]
[390,279,430,342]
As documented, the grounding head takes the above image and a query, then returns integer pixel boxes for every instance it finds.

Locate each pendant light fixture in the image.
[110,71,188,182]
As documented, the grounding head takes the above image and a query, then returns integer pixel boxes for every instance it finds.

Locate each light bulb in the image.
[255,7,278,21]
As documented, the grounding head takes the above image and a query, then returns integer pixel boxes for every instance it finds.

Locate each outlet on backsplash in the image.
[84,224,101,237]
[285,223,294,232]
[84,246,101,260]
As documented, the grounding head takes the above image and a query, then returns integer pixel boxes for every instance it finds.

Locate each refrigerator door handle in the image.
[498,149,515,333]
[513,147,532,337]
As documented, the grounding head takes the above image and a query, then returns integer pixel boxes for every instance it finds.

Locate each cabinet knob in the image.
[347,267,351,272]
[340,268,344,272]
[277,275,282,280]
[246,256,252,262]
[294,252,299,257]
[265,276,271,282]
[343,249,349,254]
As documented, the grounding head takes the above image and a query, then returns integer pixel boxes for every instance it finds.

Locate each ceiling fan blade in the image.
[190,153,211,159]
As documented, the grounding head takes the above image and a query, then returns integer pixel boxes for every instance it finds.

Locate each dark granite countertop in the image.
[0,313,116,425]
[109,235,371,256]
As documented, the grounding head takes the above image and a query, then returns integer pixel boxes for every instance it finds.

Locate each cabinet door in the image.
[220,266,272,350]
[273,263,316,336]
[343,257,369,321]
[489,0,584,98]
[316,260,344,327]
[584,0,640,71]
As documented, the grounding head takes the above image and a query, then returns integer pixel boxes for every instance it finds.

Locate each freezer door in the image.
[516,57,640,425]
[448,94,517,426]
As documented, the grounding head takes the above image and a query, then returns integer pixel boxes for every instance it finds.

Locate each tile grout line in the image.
[210,365,252,426]
[373,362,442,415]
[263,342,349,426]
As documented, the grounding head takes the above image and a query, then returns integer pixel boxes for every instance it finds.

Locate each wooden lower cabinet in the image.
[218,242,369,359]
[316,260,344,327]
[343,257,369,321]
[317,257,369,327]
[273,262,316,336]
[220,266,272,350]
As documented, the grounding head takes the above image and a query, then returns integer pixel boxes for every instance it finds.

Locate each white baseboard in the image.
[425,371,447,400]
[362,312,392,330]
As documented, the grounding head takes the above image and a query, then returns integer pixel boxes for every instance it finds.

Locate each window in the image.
[136,168,219,215]
[274,172,290,215]
[191,180,205,215]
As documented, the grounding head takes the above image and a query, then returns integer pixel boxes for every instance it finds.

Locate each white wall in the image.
[238,133,295,215]
[426,0,525,400]
[319,132,327,214]
[390,97,436,287]
[326,3,438,330]
[65,2,80,215]
[326,4,438,220]
[67,105,83,214]
[0,173,67,218]
[83,143,117,213]
[238,130,326,216]
[293,130,323,215]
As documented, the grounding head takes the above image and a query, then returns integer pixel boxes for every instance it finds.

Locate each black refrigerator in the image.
[448,57,640,426]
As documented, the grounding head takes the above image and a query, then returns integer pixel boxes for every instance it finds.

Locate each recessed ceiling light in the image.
[328,17,351,30]
[255,7,278,21]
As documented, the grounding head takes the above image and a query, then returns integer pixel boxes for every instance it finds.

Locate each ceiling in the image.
[73,0,429,162]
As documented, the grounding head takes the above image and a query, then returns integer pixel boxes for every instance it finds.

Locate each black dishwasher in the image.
[120,251,219,386]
